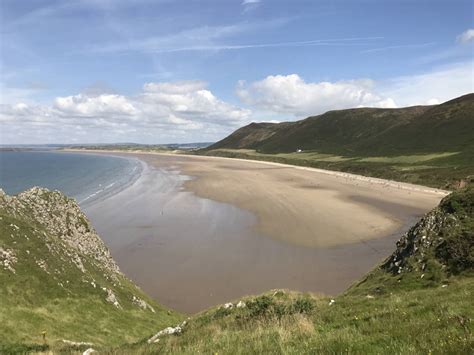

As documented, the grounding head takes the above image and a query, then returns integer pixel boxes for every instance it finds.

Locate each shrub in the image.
[436,231,474,274]
[213,307,232,320]
[247,295,274,318]
[291,297,314,314]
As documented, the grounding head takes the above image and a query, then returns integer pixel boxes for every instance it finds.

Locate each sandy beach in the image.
[174,155,446,248]
[76,150,446,313]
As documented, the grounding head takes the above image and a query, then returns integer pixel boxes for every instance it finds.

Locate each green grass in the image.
[1,185,473,353]
[199,148,474,189]
[0,193,182,352]
[107,277,473,354]
[202,93,474,189]
[358,152,460,164]
[104,186,474,354]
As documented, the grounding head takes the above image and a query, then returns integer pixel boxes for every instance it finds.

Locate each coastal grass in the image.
[198,148,474,189]
[108,277,473,354]
[201,94,474,189]
[1,171,472,353]
[0,204,182,352]
[106,185,474,353]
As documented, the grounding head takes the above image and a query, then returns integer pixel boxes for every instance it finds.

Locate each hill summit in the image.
[209,93,474,155]
[201,93,474,188]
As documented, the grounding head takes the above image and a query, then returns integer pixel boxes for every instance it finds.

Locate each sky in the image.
[0,0,473,144]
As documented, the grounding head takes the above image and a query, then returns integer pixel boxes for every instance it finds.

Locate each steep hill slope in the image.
[208,94,474,155]
[202,94,474,188]
[0,188,180,353]
[115,186,474,354]
[1,186,472,353]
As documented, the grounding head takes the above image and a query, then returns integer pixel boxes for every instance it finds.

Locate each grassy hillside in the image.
[1,186,472,353]
[0,188,181,353]
[109,186,473,354]
[202,94,474,189]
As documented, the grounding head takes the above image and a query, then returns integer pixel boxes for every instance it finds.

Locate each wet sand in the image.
[80,151,446,313]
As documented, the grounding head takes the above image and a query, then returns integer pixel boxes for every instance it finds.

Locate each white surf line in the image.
[62,149,451,196]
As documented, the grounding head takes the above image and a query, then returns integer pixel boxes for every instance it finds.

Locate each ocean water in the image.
[0,150,142,206]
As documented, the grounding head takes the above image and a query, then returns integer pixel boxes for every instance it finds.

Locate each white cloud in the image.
[0,80,251,144]
[54,94,138,117]
[236,74,396,117]
[242,0,260,4]
[380,61,473,106]
[235,61,473,117]
[457,29,474,44]
[2,63,472,144]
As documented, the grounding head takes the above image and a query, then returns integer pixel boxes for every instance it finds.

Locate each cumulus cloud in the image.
[236,74,396,117]
[235,61,473,117]
[0,80,251,144]
[457,29,474,44]
[2,62,472,144]
[54,94,139,117]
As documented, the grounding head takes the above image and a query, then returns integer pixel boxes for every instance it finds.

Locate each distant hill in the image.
[208,94,474,155]
[201,94,474,188]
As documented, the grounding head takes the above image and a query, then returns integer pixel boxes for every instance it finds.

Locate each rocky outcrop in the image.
[0,187,159,312]
[382,186,473,275]
[147,320,187,343]
[0,247,17,273]
[382,208,458,274]
[105,288,121,308]
[132,295,155,313]
[0,187,121,279]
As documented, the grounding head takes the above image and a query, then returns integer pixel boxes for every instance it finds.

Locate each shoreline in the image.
[63,149,448,248]
[64,149,447,312]
[62,149,450,196]
[0,149,144,208]
[80,159,144,208]
[54,150,145,208]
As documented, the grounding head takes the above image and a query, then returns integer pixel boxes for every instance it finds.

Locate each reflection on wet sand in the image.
[84,153,444,313]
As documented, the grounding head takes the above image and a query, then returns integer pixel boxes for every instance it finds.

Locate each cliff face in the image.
[1,187,120,279]
[115,187,474,355]
[1,185,473,353]
[347,186,473,298]
[382,186,474,276]
[0,187,180,349]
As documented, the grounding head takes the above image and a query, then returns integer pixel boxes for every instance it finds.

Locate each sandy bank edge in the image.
[62,149,450,197]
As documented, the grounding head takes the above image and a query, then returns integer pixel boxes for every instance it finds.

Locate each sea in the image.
[0,150,142,207]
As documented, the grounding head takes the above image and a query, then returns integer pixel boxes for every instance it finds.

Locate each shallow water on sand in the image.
[84,159,414,314]
[0,150,142,206]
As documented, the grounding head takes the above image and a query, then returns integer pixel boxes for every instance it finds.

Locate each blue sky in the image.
[1,0,473,144]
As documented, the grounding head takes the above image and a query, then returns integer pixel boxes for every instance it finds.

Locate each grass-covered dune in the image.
[201,93,474,189]
[1,186,473,353]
